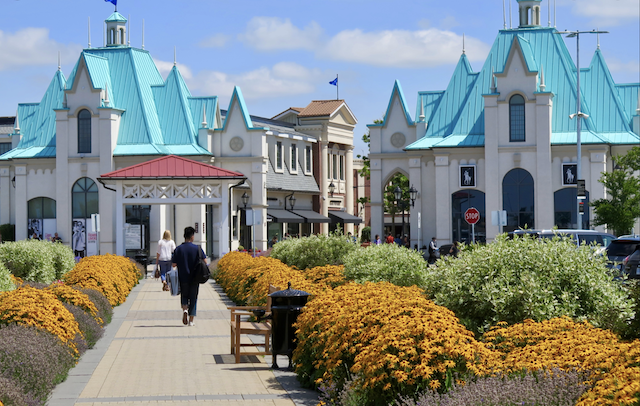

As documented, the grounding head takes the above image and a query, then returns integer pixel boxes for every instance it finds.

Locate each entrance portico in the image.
[99,155,245,258]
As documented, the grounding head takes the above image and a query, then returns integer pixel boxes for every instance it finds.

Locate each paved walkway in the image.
[48,273,318,406]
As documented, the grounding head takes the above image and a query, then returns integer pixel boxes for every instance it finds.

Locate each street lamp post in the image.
[393,185,418,246]
[557,29,608,228]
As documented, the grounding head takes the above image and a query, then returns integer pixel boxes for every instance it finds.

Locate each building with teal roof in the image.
[368,0,640,246]
[0,10,362,256]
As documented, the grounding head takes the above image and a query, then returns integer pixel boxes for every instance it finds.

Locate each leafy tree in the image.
[591,146,640,236]
[384,173,410,235]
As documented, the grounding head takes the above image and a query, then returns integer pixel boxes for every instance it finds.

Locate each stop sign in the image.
[464,207,480,225]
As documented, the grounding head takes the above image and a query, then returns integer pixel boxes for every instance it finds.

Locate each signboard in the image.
[562,163,577,185]
[460,165,476,188]
[577,179,586,197]
[125,223,142,250]
[464,207,480,225]
[491,210,507,226]
[87,232,98,257]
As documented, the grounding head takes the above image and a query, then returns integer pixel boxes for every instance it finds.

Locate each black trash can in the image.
[134,250,148,273]
[269,282,310,369]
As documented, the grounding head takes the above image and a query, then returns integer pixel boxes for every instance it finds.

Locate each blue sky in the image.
[1,0,638,156]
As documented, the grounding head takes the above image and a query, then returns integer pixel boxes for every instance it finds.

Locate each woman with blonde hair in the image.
[156,230,176,291]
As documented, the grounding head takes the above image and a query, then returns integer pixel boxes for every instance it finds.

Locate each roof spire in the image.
[104,82,110,107]
[597,28,600,49]
[128,15,131,46]
[462,33,465,54]
[554,0,557,27]
[174,46,176,67]
[142,19,145,50]
[539,64,546,91]
[202,105,208,128]
[14,110,20,135]
[490,67,497,93]
[88,17,91,48]
[548,0,551,26]
[503,0,507,29]
[419,99,425,122]
[57,51,61,71]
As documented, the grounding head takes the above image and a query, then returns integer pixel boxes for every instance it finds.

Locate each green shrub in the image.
[0,261,14,292]
[341,244,427,287]
[360,226,371,243]
[0,223,15,242]
[0,240,57,284]
[617,280,640,340]
[270,233,358,270]
[423,234,633,335]
[48,242,75,280]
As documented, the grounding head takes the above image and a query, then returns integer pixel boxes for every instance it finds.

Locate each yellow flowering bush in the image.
[484,317,640,405]
[63,254,140,306]
[294,282,496,405]
[0,286,81,354]
[46,283,102,325]
[303,265,346,288]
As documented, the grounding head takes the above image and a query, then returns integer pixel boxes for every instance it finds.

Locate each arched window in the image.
[451,189,486,243]
[502,168,534,232]
[78,109,91,153]
[27,197,56,240]
[509,94,525,142]
[71,178,98,257]
[554,188,590,229]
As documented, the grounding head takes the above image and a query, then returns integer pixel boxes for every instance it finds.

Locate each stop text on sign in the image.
[464,208,480,225]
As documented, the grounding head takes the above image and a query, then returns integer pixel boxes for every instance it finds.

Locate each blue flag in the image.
[329,77,338,86]
[105,0,117,5]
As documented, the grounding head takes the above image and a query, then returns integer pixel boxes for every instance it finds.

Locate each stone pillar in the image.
[589,150,607,230]
[115,182,125,256]
[433,155,450,242]
[14,165,27,240]
[408,156,422,248]
[219,182,230,258]
[345,146,354,235]
[369,157,384,242]
[483,94,500,241]
[320,141,329,234]
[535,93,554,229]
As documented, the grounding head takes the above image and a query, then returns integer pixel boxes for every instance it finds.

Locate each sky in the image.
[1,0,638,157]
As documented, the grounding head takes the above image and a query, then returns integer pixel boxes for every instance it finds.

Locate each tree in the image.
[591,146,640,236]
[384,173,410,235]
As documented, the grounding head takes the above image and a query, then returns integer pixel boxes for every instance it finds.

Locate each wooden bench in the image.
[228,285,279,363]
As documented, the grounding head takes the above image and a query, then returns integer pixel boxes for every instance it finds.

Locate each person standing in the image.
[374,234,382,245]
[428,237,438,264]
[172,226,206,326]
[156,230,176,292]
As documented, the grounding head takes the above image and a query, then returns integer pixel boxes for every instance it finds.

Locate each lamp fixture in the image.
[285,193,296,210]
[328,182,335,198]
[241,192,249,209]
[393,185,402,202]
[409,185,418,207]
[11,176,15,188]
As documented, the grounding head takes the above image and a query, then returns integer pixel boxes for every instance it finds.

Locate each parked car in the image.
[605,236,640,278]
[622,245,640,279]
[537,229,616,248]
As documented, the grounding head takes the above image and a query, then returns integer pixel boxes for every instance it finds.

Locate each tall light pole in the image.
[556,29,608,228]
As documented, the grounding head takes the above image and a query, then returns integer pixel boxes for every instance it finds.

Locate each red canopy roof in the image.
[100,155,245,179]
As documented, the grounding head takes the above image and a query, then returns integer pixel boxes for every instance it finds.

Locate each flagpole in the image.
[336,73,339,100]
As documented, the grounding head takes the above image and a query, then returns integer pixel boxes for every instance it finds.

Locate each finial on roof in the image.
[509,0,512,28]
[57,51,61,71]
[419,99,425,122]
[202,105,208,128]
[539,64,546,91]
[104,82,110,107]
[490,67,497,93]
[503,0,507,29]
[88,17,91,48]
[462,33,465,54]
[128,15,131,46]
[597,28,600,49]
[14,110,20,135]
[174,46,176,66]
[554,0,557,27]
[142,19,145,50]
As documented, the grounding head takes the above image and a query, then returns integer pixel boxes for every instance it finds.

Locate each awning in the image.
[290,210,331,223]
[328,210,363,224]
[267,209,305,223]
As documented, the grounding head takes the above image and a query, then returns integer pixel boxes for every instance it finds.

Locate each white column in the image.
[535,93,554,229]
[345,146,354,235]
[0,167,11,225]
[433,155,450,242]
[14,165,27,240]
[369,158,384,241]
[320,141,329,234]
[483,95,501,241]
[115,182,124,256]
[219,182,230,258]
[589,150,607,231]
[408,156,422,248]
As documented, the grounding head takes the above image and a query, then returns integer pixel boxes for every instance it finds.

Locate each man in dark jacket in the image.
[172,226,206,326]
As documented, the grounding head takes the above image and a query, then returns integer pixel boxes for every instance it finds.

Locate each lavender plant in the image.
[0,324,75,404]
[79,287,113,325]
[61,303,97,351]
[395,369,590,406]
[0,375,39,406]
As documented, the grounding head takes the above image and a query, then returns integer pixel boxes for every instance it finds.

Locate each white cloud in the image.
[239,17,323,51]
[192,62,323,100]
[606,57,640,75]
[198,34,230,48]
[321,28,489,68]
[153,59,194,80]
[560,0,639,25]
[240,18,489,68]
[0,28,82,71]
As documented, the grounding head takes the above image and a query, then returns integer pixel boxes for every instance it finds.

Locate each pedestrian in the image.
[268,235,278,248]
[428,237,438,264]
[51,232,62,243]
[156,230,176,292]
[31,232,40,240]
[172,226,206,327]
[402,234,410,248]
[449,240,459,257]
[385,234,395,244]
[374,234,382,245]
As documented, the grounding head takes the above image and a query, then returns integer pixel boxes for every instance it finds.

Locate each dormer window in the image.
[291,144,297,172]
[509,95,525,142]
[276,141,283,171]
[78,109,92,153]
[305,145,312,174]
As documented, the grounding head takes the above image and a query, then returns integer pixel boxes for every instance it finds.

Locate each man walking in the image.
[172,226,207,326]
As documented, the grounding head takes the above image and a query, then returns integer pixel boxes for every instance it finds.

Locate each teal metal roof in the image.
[5,38,216,160]
[401,26,639,151]
[106,12,127,22]
[368,80,414,128]
[218,86,268,131]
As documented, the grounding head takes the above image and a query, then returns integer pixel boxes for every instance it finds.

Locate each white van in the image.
[537,229,616,247]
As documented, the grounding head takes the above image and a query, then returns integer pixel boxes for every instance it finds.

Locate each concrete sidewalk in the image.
[48,275,318,406]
